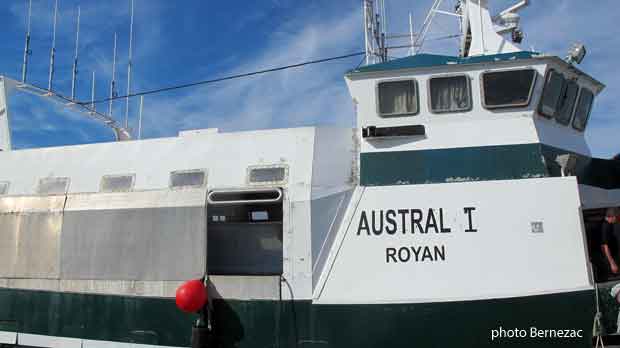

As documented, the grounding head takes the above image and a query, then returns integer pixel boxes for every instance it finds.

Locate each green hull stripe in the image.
[360,143,620,188]
[0,287,599,347]
[360,143,547,186]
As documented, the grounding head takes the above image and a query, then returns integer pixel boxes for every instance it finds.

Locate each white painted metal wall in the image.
[315,177,591,304]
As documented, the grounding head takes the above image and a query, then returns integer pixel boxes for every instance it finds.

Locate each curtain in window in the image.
[379,81,417,115]
[430,76,469,112]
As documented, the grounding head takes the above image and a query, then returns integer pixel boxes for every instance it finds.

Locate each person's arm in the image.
[603,244,619,273]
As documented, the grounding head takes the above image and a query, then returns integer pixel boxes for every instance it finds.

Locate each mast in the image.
[137,96,144,140]
[21,0,32,83]
[124,0,134,129]
[108,33,117,117]
[48,0,59,91]
[71,6,81,100]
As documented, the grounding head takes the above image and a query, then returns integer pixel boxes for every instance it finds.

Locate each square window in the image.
[429,75,471,113]
[377,80,418,117]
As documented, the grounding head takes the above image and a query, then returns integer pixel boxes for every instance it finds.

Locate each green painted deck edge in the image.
[0,287,598,348]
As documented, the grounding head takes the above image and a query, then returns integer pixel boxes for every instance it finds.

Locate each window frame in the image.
[169,169,207,189]
[480,68,538,110]
[247,164,289,186]
[37,177,70,195]
[538,69,566,119]
[571,87,595,132]
[427,73,473,114]
[0,181,9,195]
[99,174,136,193]
[555,78,579,126]
[375,78,420,118]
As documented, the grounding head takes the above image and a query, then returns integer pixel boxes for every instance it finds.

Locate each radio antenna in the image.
[124,0,135,129]
[47,0,59,91]
[108,33,117,117]
[71,6,81,100]
[409,12,415,55]
[21,0,33,83]
[90,71,96,112]
[137,95,144,140]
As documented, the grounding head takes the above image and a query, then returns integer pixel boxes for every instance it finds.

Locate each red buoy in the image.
[175,279,207,313]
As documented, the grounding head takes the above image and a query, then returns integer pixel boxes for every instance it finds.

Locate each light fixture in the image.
[566,43,587,65]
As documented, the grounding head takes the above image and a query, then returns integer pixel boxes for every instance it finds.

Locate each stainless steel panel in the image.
[61,189,206,281]
[0,196,65,278]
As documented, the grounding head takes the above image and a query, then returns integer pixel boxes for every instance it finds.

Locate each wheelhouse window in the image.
[429,75,471,113]
[556,80,579,125]
[377,80,418,117]
[482,69,537,109]
[538,70,566,118]
[572,88,594,131]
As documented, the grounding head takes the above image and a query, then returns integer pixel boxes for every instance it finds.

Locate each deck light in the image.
[566,43,587,65]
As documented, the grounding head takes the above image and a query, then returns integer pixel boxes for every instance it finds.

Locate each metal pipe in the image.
[124,0,134,129]
[48,0,59,91]
[21,0,32,83]
[71,6,81,100]
[108,33,117,117]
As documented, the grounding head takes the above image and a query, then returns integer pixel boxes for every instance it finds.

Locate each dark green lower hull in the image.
[0,287,599,347]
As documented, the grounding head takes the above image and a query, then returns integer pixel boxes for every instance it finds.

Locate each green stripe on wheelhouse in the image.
[360,143,548,186]
[0,287,597,347]
[360,143,620,188]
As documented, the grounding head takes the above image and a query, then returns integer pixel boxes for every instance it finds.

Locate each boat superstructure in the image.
[0,1,619,347]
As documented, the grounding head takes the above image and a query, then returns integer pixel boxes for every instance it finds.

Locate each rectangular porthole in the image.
[0,182,8,195]
[249,166,287,184]
[100,174,135,192]
[37,177,70,195]
[170,169,206,189]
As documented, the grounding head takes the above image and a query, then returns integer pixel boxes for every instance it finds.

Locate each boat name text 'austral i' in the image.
[356,208,478,263]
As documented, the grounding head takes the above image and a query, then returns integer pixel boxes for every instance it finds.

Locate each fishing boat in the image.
[1,0,619,347]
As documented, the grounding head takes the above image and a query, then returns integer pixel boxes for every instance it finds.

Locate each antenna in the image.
[48,0,59,91]
[409,12,415,55]
[21,0,33,83]
[108,33,118,117]
[71,6,81,100]
[362,0,387,64]
[90,71,96,111]
[137,95,144,140]
[124,0,134,129]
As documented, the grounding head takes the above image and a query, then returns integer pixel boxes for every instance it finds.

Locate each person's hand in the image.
[612,262,619,274]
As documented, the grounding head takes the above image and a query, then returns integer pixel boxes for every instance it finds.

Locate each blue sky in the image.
[1,0,619,158]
